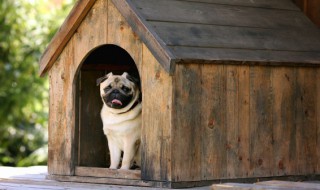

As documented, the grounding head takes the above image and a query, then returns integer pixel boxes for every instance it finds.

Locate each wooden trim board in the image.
[39,0,96,76]
[75,167,141,179]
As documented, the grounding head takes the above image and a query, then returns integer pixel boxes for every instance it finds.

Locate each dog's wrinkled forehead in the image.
[97,72,137,87]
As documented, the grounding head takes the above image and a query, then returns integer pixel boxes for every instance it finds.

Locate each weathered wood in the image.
[48,38,76,176]
[141,44,172,181]
[295,68,318,175]
[304,0,320,27]
[172,64,202,182]
[77,70,107,167]
[75,167,140,179]
[249,66,273,177]
[73,0,108,69]
[271,67,296,176]
[152,22,320,52]
[182,0,299,10]
[317,69,320,174]
[236,66,250,178]
[47,175,155,187]
[225,66,239,178]
[134,0,307,29]
[256,180,320,189]
[170,47,320,66]
[39,0,96,76]
[294,0,320,27]
[112,0,176,75]
[107,0,143,75]
[200,64,227,180]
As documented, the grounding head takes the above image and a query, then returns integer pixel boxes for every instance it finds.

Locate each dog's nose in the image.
[112,89,120,94]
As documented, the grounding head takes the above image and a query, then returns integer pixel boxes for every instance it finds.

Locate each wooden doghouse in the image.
[39,0,320,188]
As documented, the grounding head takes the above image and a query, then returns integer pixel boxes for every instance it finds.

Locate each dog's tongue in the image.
[112,99,122,106]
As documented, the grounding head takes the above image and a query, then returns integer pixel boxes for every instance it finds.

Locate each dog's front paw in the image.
[119,165,130,170]
[109,165,118,170]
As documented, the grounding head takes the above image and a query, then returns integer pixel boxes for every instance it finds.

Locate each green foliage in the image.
[0,0,74,166]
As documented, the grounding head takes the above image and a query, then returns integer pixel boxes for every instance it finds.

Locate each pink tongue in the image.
[112,99,122,106]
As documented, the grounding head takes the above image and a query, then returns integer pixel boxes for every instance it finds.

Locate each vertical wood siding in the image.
[173,64,320,181]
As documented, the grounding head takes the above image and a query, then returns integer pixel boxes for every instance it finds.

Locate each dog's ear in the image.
[96,72,113,86]
[124,72,139,84]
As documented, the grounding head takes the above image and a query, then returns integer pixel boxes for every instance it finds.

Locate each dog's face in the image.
[97,72,139,110]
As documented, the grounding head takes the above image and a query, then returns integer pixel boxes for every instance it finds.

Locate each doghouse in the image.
[39,0,320,188]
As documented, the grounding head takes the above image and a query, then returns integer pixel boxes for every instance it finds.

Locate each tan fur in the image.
[99,72,141,170]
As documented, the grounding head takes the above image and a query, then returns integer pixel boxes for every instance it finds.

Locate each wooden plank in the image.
[211,183,300,190]
[75,167,140,179]
[151,22,320,52]
[107,0,143,75]
[271,67,296,176]
[226,65,239,178]
[169,46,320,66]
[181,0,299,10]
[48,38,76,176]
[39,0,96,76]
[249,66,273,177]
[71,0,109,168]
[133,0,307,29]
[256,180,320,189]
[317,68,320,174]
[111,0,176,74]
[295,68,318,175]
[141,44,172,181]
[236,66,250,178]
[47,175,155,187]
[225,65,251,178]
[305,0,320,27]
[78,71,107,167]
[200,64,227,180]
[73,0,108,69]
[172,64,202,181]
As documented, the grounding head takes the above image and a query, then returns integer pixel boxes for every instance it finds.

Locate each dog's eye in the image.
[122,86,130,93]
[104,85,112,92]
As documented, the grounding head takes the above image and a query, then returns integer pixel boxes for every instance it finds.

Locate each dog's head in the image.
[97,72,140,111]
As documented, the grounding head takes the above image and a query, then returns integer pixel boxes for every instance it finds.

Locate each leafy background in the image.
[0,0,74,166]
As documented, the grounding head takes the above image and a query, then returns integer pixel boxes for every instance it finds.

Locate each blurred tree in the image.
[0,0,75,166]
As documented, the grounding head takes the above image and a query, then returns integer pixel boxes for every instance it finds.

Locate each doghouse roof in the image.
[39,0,320,76]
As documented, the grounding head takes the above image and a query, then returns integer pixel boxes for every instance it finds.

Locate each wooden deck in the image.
[0,166,319,190]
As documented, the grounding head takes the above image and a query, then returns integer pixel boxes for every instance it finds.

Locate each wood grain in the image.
[317,68,320,173]
[134,0,306,29]
[77,71,107,167]
[172,64,202,181]
[152,21,320,52]
[200,64,227,180]
[107,1,143,74]
[75,167,140,179]
[182,0,299,10]
[141,44,172,181]
[73,0,108,69]
[39,0,96,76]
[169,46,320,66]
[226,65,239,178]
[249,66,273,177]
[48,38,76,175]
[236,66,250,178]
[271,67,296,176]
[295,68,318,175]
[112,0,175,74]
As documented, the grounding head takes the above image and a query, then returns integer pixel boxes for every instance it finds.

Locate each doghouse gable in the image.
[43,0,173,187]
[40,0,320,188]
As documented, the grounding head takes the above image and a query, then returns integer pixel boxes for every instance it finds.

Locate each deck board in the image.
[0,166,319,190]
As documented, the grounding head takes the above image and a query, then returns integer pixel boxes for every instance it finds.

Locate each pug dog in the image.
[96,72,141,170]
